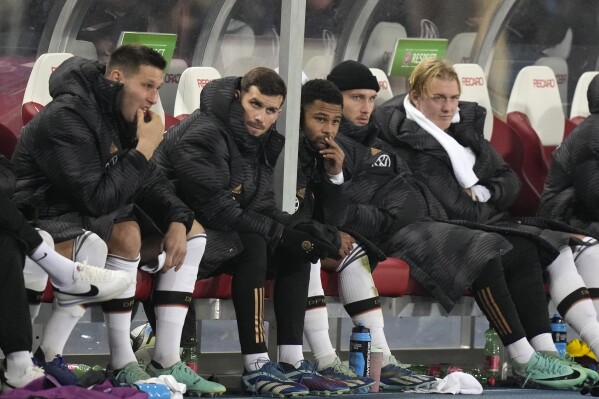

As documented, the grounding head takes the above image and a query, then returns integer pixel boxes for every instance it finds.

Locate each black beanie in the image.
[327,60,380,92]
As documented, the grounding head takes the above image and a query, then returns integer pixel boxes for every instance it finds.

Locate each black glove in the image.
[278,227,337,263]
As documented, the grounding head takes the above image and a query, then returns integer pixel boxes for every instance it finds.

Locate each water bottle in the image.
[349,323,371,377]
[551,313,567,356]
[483,325,502,386]
[181,339,199,373]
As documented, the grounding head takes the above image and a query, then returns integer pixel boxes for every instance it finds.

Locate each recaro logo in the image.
[197,78,212,88]
[461,76,484,86]
[379,80,388,90]
[532,78,556,88]
[556,74,567,84]
[164,73,181,84]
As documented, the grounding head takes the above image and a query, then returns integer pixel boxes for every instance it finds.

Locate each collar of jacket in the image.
[48,56,136,145]
[339,118,380,146]
[50,57,123,119]
[200,75,284,165]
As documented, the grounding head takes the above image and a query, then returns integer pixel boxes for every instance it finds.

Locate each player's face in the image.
[302,100,342,151]
[111,65,164,123]
[412,77,460,131]
[341,89,377,126]
[239,86,283,137]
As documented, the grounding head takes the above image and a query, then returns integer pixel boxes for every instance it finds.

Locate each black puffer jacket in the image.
[538,75,599,237]
[295,132,385,268]
[154,77,339,276]
[0,155,15,200]
[12,57,193,241]
[332,120,511,311]
[374,95,590,266]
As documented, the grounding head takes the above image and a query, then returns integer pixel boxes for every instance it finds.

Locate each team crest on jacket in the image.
[296,188,306,200]
[232,184,243,195]
[109,142,118,154]
[373,154,391,168]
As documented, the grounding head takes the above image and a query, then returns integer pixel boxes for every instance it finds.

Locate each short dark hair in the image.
[240,67,287,104]
[106,44,167,77]
[300,79,343,127]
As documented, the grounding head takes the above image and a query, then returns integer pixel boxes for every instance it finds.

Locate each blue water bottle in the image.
[550,313,567,356]
[349,322,371,378]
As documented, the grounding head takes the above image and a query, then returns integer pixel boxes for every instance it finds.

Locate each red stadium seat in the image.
[173,67,221,120]
[322,257,411,298]
[22,53,73,126]
[506,66,566,166]
[569,71,599,126]
[135,270,154,302]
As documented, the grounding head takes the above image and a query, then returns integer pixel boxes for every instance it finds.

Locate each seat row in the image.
[20,54,593,314]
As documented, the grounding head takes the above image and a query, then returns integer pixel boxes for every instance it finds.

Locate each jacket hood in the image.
[588,74,599,114]
[49,56,123,117]
[200,76,283,161]
[200,76,241,124]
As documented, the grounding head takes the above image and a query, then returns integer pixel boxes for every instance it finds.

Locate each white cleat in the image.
[53,263,133,306]
[2,365,45,391]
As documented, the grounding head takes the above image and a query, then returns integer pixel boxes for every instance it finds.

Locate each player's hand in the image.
[338,231,355,258]
[136,109,164,160]
[160,222,187,272]
[320,136,344,176]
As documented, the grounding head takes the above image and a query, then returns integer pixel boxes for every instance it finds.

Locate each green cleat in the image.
[146,361,226,397]
[114,362,152,384]
[513,352,587,390]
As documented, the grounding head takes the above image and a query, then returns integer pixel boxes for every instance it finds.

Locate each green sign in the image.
[117,32,177,66]
[390,38,448,77]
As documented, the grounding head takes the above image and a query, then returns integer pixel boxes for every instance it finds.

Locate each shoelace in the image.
[295,360,318,375]
[52,356,70,370]
[521,355,568,388]
[388,355,413,373]
[250,357,286,380]
[331,360,359,378]
[76,262,115,282]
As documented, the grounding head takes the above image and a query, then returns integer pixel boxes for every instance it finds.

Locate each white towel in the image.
[146,375,187,399]
[406,372,483,395]
[403,95,478,189]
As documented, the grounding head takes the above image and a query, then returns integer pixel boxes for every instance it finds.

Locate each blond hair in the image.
[409,58,460,99]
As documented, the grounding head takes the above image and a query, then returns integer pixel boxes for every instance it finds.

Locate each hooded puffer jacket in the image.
[333,119,510,311]
[538,75,599,237]
[12,56,193,241]
[374,95,593,267]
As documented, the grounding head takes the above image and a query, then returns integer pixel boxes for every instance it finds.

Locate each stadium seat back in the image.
[174,67,221,120]
[22,53,73,125]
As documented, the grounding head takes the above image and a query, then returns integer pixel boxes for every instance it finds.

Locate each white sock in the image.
[104,254,139,369]
[547,246,599,354]
[38,231,106,358]
[244,353,270,371]
[304,261,337,369]
[29,241,78,288]
[5,351,34,381]
[574,238,599,317]
[337,244,390,362]
[153,307,188,367]
[153,235,205,367]
[40,302,86,360]
[24,230,53,322]
[278,345,304,366]
[529,333,559,354]
[507,337,535,364]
